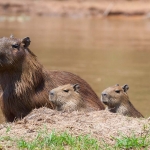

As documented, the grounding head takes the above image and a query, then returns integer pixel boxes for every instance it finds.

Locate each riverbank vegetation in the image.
[0,107,150,149]
[1,127,150,149]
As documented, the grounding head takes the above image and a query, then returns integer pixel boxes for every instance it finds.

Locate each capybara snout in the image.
[101,92,107,97]
[49,90,55,100]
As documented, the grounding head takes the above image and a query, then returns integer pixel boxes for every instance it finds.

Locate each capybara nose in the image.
[50,90,54,96]
[102,92,107,97]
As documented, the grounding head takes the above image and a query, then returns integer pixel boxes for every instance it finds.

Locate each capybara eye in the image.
[12,44,19,49]
[63,89,69,93]
[115,90,120,93]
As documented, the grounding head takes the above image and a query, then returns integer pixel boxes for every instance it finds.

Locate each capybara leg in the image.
[5,113,15,122]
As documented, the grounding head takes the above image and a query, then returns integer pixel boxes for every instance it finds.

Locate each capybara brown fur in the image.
[101,84,143,118]
[49,83,93,112]
[0,36,104,122]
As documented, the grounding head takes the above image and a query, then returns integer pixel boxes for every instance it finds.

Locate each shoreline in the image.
[0,0,150,18]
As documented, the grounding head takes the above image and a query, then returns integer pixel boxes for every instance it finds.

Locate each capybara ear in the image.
[73,84,80,92]
[122,84,129,92]
[22,37,31,48]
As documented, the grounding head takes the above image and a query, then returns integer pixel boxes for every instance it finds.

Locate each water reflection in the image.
[0,17,150,122]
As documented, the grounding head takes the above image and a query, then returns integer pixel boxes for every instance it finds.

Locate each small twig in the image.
[103,3,115,17]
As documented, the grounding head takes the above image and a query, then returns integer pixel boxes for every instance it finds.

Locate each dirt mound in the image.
[0,107,149,148]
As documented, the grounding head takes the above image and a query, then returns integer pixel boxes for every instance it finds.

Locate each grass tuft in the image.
[114,133,150,149]
[17,130,100,150]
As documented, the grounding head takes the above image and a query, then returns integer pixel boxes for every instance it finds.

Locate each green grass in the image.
[0,126,150,150]
[16,131,150,150]
[114,133,150,150]
[17,130,100,150]
[113,125,150,150]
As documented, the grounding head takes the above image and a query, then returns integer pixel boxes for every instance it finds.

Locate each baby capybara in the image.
[101,84,143,118]
[0,36,104,122]
[49,83,97,112]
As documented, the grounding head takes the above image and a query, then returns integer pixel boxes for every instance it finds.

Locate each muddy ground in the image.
[0,107,149,149]
[0,0,150,18]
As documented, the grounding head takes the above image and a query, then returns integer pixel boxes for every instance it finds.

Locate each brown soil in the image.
[0,107,149,149]
[0,0,150,18]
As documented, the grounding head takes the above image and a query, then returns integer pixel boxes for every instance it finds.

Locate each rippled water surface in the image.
[0,16,150,122]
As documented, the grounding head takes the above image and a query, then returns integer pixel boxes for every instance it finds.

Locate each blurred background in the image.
[0,0,150,121]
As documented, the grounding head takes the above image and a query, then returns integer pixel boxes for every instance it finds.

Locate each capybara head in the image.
[101,84,129,109]
[0,35,31,71]
[101,84,144,118]
[49,83,84,111]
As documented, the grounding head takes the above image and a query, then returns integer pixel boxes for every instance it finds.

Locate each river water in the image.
[0,16,150,122]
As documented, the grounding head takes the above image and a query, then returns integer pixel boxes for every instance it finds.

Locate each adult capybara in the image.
[101,84,143,118]
[49,83,95,112]
[0,36,104,122]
